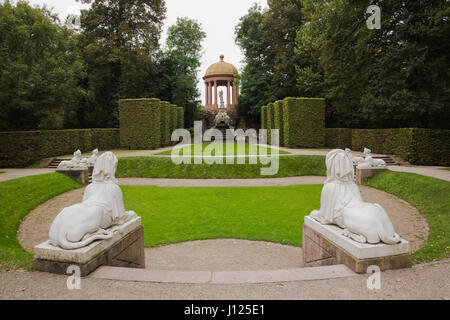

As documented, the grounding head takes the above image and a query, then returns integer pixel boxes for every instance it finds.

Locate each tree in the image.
[235,4,276,127]
[78,0,166,127]
[0,1,84,131]
[156,17,206,127]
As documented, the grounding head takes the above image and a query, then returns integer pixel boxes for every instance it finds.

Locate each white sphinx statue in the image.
[49,152,137,250]
[310,149,401,245]
[87,148,99,167]
[345,148,364,166]
[57,150,88,170]
[357,148,386,169]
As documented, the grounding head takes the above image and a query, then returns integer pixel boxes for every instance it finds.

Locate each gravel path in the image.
[1,259,448,299]
[0,168,55,182]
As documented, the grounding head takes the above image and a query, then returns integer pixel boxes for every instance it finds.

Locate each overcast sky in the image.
[23,0,268,105]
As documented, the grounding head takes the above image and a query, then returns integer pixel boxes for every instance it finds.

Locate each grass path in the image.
[156,143,289,156]
[366,171,450,263]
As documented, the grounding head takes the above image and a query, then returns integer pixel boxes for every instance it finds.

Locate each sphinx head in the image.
[325,149,355,183]
[92,152,118,183]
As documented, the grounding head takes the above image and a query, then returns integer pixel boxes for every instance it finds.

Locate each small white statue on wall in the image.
[357,148,387,169]
[49,152,137,250]
[57,150,88,170]
[345,148,364,166]
[309,149,401,245]
[87,148,99,167]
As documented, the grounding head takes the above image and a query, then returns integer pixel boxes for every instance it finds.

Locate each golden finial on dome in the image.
[220,54,224,61]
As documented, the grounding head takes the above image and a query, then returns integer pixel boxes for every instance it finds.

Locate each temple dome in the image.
[204,55,238,78]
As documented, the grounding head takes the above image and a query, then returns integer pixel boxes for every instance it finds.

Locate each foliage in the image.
[123,185,322,247]
[119,98,161,149]
[282,98,325,148]
[295,0,450,129]
[273,101,285,146]
[0,173,81,269]
[366,171,450,263]
[155,17,206,128]
[77,0,166,128]
[0,128,120,167]
[0,1,85,131]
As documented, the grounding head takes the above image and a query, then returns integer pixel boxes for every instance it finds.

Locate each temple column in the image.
[209,81,213,105]
[227,81,231,108]
[205,82,209,107]
[214,81,218,108]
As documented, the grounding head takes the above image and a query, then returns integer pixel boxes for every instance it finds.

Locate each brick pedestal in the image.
[356,168,386,185]
[56,169,90,185]
[302,216,412,274]
[33,218,145,277]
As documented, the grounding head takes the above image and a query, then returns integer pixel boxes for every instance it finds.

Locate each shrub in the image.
[39,129,93,158]
[91,128,120,150]
[169,104,178,145]
[0,131,40,167]
[273,100,284,146]
[267,103,275,144]
[282,98,325,148]
[119,98,161,149]
[177,107,184,129]
[261,105,268,130]
[160,101,170,147]
[325,128,352,149]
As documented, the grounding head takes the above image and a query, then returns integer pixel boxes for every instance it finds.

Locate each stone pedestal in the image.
[33,217,145,277]
[356,168,386,185]
[56,168,90,185]
[302,216,412,274]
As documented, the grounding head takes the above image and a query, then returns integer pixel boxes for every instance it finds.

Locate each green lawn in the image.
[365,171,450,263]
[156,143,289,156]
[0,171,4,174]
[122,185,322,247]
[0,173,81,269]
[116,155,326,179]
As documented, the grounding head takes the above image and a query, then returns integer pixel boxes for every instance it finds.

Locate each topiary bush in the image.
[160,101,171,147]
[177,107,184,130]
[282,97,325,148]
[119,98,161,149]
[267,103,275,145]
[325,128,352,149]
[273,100,284,147]
[169,104,178,145]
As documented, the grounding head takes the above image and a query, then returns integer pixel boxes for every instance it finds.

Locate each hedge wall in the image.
[261,105,268,130]
[0,128,120,168]
[177,107,184,130]
[169,104,178,145]
[120,98,161,149]
[282,97,325,148]
[273,100,284,147]
[325,128,353,149]
[329,128,450,166]
[266,103,275,145]
[160,101,171,147]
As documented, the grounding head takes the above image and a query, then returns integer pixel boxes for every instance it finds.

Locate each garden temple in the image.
[203,55,239,111]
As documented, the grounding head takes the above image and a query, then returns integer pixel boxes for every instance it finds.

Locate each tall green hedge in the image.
[160,101,171,147]
[325,128,353,149]
[119,98,161,149]
[282,97,325,148]
[330,128,450,166]
[266,103,275,145]
[261,105,268,130]
[169,104,178,145]
[0,129,120,168]
[177,107,184,129]
[273,100,284,147]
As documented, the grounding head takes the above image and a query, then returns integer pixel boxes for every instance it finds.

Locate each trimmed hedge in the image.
[120,98,161,149]
[267,103,275,145]
[329,128,450,166]
[169,104,178,145]
[177,107,184,130]
[273,100,284,147]
[160,101,171,147]
[282,98,325,148]
[261,105,268,130]
[325,128,353,149]
[0,129,120,168]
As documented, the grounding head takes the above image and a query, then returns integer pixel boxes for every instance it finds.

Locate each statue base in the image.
[302,216,412,274]
[56,168,90,185]
[356,168,386,185]
[32,217,145,277]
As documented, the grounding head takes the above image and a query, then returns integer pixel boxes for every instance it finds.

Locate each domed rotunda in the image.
[203,55,239,111]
